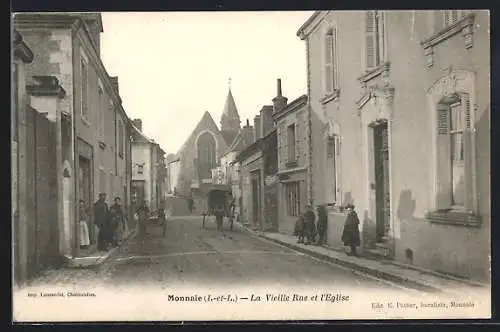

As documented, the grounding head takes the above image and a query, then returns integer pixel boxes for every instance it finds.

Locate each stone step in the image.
[366,248,391,260]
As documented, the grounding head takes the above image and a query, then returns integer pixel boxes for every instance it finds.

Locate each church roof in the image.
[223,125,254,157]
[221,130,238,147]
[221,89,240,121]
[176,110,226,156]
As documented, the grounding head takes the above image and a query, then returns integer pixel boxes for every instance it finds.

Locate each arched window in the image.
[197,132,216,180]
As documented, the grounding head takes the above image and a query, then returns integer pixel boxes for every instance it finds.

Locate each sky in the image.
[99,11,314,155]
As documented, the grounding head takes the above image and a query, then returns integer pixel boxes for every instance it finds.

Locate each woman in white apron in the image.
[79,200,90,248]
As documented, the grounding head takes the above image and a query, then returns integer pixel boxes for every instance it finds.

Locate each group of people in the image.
[293,204,328,246]
[78,193,128,252]
[293,203,361,257]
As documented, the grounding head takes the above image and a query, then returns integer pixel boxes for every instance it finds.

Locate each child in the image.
[341,204,361,256]
[293,215,305,244]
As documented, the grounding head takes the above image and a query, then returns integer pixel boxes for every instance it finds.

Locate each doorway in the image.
[78,156,92,247]
[251,170,261,229]
[373,120,390,242]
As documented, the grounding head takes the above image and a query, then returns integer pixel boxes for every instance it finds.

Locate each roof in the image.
[221,130,238,147]
[131,124,156,144]
[273,94,308,121]
[223,125,254,157]
[221,89,240,123]
[296,11,328,40]
[176,110,224,156]
[26,75,66,98]
[233,128,277,164]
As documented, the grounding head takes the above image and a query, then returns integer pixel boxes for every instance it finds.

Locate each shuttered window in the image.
[118,120,124,158]
[326,135,341,204]
[365,11,384,69]
[98,87,104,138]
[324,29,336,94]
[81,59,89,121]
[285,181,300,217]
[436,93,472,210]
[443,10,468,27]
[287,123,296,163]
[12,63,19,142]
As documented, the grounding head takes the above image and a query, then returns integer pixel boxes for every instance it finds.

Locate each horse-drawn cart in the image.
[201,184,235,231]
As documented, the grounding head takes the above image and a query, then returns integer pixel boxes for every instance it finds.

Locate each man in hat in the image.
[94,193,111,251]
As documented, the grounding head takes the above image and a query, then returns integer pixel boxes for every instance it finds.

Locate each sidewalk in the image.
[63,224,139,268]
[236,222,489,295]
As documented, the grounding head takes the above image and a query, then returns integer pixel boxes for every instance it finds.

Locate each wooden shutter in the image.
[324,32,334,93]
[365,11,377,68]
[436,104,452,210]
[377,11,384,64]
[460,93,473,210]
[278,122,286,167]
[296,113,304,162]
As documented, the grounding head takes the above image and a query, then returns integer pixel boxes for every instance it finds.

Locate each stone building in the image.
[131,119,167,212]
[234,81,281,231]
[297,10,490,281]
[274,92,309,236]
[14,13,135,260]
[174,88,242,214]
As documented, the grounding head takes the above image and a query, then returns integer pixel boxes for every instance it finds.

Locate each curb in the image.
[66,225,139,269]
[235,223,441,293]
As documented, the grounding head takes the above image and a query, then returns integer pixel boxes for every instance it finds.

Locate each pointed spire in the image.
[220,82,241,133]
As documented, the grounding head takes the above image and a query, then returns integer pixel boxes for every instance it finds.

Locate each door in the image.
[132,180,146,207]
[251,171,261,228]
[374,121,390,241]
[79,157,92,245]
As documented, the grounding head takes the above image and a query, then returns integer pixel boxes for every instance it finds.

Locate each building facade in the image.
[131,118,167,212]
[14,13,135,259]
[298,10,490,280]
[274,94,309,236]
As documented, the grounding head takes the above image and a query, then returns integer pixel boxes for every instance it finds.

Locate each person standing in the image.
[316,204,328,245]
[110,197,126,246]
[94,193,110,251]
[137,200,150,236]
[303,205,316,245]
[341,204,361,256]
[214,204,225,231]
[79,200,90,249]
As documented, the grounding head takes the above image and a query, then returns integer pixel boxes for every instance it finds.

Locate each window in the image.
[118,120,124,158]
[365,10,385,69]
[285,182,300,217]
[12,63,19,142]
[197,132,216,179]
[324,28,337,94]
[81,59,89,121]
[98,86,104,138]
[436,92,471,210]
[287,123,296,163]
[443,10,468,28]
[326,135,341,204]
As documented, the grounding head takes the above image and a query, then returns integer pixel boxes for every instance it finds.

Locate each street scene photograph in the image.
[12,10,491,321]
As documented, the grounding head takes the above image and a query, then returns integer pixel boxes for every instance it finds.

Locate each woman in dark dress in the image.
[341,204,361,256]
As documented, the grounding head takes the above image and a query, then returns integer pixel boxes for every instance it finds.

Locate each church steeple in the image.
[220,78,241,134]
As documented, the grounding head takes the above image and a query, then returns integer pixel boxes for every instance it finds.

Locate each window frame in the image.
[287,123,296,164]
[323,27,338,95]
[285,181,301,217]
[80,55,90,124]
[364,10,386,70]
[427,72,480,227]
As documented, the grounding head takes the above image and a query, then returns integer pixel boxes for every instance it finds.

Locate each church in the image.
[174,86,242,214]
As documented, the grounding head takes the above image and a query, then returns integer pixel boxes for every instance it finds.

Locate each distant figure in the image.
[79,200,90,249]
[316,205,328,245]
[188,198,194,214]
[293,215,305,244]
[110,197,126,245]
[214,205,225,231]
[341,204,361,256]
[94,193,110,251]
[137,200,150,236]
[303,205,316,245]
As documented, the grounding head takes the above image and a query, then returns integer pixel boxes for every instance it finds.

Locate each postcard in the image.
[12,10,491,322]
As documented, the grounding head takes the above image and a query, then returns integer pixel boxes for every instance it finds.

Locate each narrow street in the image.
[29,216,415,293]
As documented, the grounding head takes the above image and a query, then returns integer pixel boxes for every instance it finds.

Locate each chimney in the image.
[110,76,119,95]
[260,105,274,137]
[132,118,142,132]
[272,78,288,115]
[253,115,261,141]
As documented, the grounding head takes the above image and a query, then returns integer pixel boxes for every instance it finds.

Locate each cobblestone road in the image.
[25,216,410,292]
